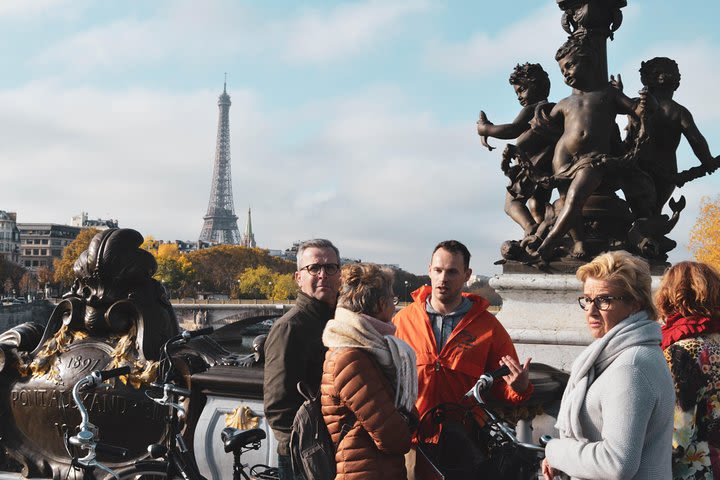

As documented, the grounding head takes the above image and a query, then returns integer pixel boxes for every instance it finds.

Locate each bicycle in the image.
[109,327,215,480]
[418,365,550,480]
[65,366,132,480]
[220,427,278,480]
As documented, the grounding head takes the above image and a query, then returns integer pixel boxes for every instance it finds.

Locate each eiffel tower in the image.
[199,80,241,244]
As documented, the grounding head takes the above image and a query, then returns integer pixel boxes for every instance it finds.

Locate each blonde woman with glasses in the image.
[542,251,674,480]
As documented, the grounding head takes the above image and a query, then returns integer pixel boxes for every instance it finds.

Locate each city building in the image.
[240,207,256,248]
[156,239,212,254]
[18,223,81,270]
[0,211,20,264]
[71,212,119,230]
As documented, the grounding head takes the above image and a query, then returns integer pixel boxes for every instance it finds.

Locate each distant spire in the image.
[241,206,256,248]
[223,72,227,94]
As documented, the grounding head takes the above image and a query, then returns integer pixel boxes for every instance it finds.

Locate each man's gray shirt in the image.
[426,296,473,352]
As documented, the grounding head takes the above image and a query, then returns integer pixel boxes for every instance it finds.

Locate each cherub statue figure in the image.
[477,63,558,241]
[625,57,719,215]
[530,35,648,261]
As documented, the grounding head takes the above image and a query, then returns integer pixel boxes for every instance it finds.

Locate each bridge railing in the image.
[170,298,500,313]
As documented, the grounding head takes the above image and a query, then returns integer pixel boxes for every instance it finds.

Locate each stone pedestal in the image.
[490,273,592,372]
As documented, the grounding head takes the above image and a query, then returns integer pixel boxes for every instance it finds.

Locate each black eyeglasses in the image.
[299,263,340,276]
[578,295,626,311]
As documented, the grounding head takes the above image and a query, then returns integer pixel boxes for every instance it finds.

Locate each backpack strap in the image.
[296,381,356,447]
[296,381,316,402]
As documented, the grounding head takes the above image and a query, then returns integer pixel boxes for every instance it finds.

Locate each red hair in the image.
[655,261,720,319]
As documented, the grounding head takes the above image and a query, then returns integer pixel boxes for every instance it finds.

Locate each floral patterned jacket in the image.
[664,333,720,480]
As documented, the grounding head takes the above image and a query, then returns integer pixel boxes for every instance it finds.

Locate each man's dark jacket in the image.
[263,291,334,455]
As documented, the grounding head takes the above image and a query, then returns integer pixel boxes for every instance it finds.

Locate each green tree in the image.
[690,195,720,270]
[53,228,100,288]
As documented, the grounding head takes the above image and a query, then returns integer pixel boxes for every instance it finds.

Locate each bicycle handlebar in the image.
[95,441,130,459]
[182,326,214,340]
[150,382,192,398]
[464,365,510,399]
[168,327,215,346]
[70,366,133,479]
[98,366,131,381]
[465,365,551,456]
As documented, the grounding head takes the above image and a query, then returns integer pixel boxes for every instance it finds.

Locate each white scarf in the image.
[555,310,661,441]
[323,307,418,413]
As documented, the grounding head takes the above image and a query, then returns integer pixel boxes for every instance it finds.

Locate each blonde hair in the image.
[337,263,394,316]
[655,261,720,320]
[576,251,656,318]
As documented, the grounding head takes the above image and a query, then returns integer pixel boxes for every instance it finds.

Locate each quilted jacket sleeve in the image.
[332,348,412,455]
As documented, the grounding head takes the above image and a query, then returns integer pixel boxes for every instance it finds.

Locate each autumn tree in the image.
[53,228,100,288]
[141,235,159,253]
[153,244,194,298]
[689,195,720,270]
[0,257,26,294]
[236,265,276,299]
[236,267,298,300]
[271,273,298,301]
[18,272,38,297]
[3,278,14,296]
[35,265,53,298]
[187,245,295,294]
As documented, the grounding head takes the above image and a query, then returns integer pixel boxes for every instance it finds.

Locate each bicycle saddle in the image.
[221,427,266,453]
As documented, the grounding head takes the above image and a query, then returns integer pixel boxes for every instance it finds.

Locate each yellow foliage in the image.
[157,243,181,259]
[140,235,159,254]
[689,195,720,270]
[271,273,298,301]
[52,228,100,287]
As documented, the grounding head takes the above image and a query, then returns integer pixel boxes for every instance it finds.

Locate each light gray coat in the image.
[545,314,675,480]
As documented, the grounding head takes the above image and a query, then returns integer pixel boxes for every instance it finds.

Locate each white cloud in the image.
[424,3,566,77]
[280,0,432,64]
[28,1,264,75]
[29,0,433,76]
[0,0,75,17]
[31,20,168,71]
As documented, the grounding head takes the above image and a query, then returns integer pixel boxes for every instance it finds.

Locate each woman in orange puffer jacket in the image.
[321,263,418,480]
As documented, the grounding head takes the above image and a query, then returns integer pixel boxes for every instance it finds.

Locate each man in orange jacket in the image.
[393,240,533,445]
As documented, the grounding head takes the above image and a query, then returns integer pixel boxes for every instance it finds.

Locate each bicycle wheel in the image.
[106,461,169,480]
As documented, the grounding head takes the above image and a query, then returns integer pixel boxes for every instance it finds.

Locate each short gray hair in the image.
[296,239,340,270]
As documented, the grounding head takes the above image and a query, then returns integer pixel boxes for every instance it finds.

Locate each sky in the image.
[1,0,719,275]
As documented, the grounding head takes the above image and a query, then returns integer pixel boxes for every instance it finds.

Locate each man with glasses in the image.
[263,239,341,480]
[393,240,533,449]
